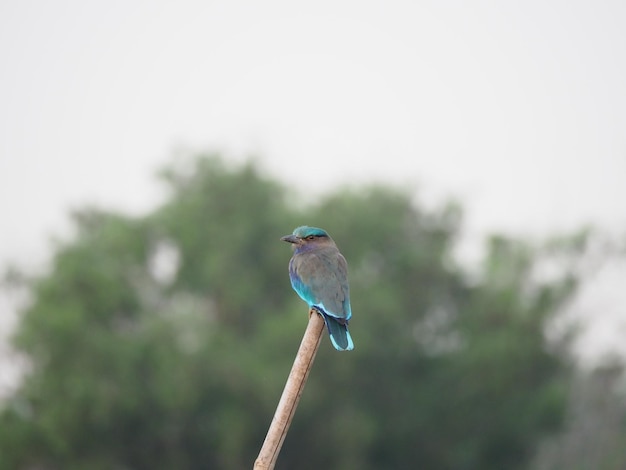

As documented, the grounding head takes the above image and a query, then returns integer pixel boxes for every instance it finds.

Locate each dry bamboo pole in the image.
[253,308,325,470]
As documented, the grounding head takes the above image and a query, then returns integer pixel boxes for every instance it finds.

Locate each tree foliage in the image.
[0,153,586,469]
[532,362,626,470]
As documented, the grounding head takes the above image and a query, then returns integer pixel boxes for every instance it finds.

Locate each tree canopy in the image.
[0,153,587,469]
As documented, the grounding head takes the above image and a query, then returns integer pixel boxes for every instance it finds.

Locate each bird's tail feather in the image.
[323,315,354,351]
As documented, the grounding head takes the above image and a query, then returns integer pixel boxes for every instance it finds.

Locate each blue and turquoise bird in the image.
[281,226,354,351]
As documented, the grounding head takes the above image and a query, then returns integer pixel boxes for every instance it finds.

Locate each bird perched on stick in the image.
[280,226,354,351]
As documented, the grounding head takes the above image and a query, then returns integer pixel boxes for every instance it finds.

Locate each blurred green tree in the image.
[531,362,626,470]
[0,153,587,469]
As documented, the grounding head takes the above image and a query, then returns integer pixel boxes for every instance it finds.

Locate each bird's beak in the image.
[280,234,299,244]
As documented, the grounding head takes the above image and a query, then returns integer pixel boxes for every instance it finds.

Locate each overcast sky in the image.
[1,1,625,371]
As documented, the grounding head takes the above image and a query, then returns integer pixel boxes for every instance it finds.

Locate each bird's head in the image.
[280,226,336,251]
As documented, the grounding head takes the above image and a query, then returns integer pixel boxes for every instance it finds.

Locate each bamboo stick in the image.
[253,309,325,470]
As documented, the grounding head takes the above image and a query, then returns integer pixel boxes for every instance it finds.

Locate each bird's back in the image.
[289,245,351,321]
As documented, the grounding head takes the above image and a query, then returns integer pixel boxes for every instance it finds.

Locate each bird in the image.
[280,226,354,351]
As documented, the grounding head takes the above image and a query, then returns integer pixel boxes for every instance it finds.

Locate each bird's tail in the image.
[323,315,354,351]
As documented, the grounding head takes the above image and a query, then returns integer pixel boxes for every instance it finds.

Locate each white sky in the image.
[1,1,625,371]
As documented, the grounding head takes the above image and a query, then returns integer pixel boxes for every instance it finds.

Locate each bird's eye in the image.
[306,235,315,240]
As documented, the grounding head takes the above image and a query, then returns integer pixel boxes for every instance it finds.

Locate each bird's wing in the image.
[294,249,351,321]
